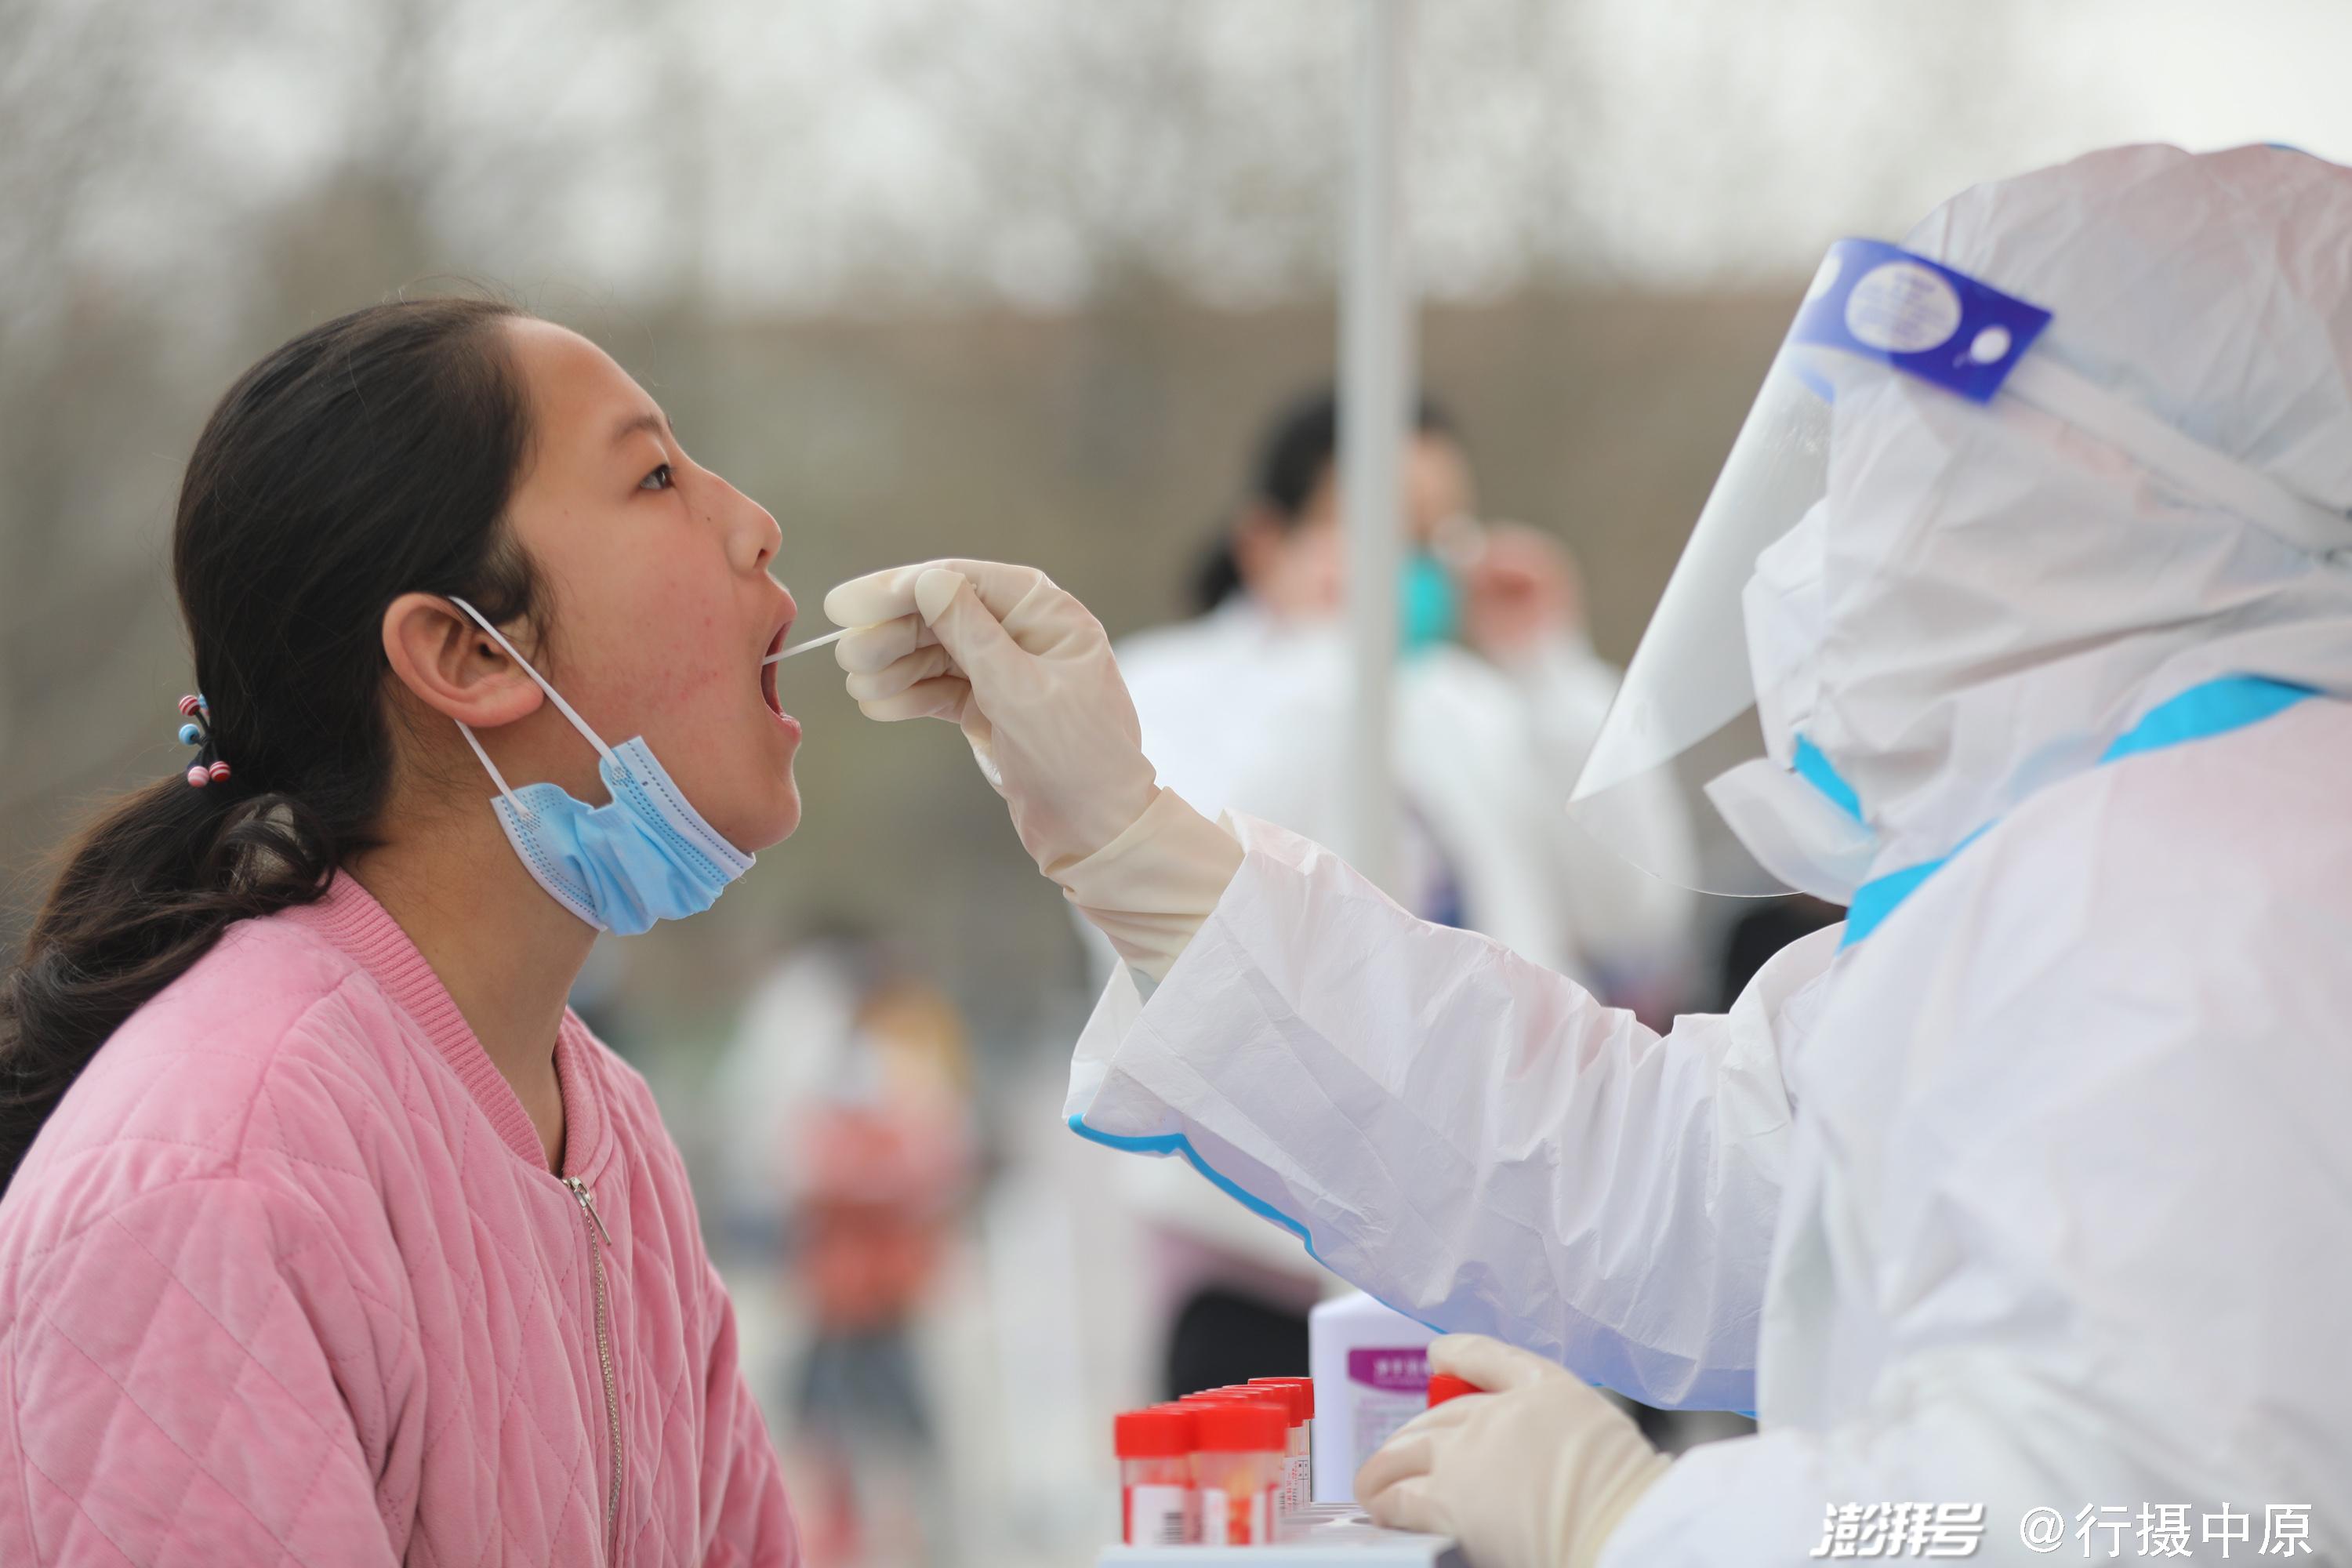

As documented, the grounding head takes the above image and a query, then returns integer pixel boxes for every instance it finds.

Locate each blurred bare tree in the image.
[1,0,192,826]
[0,0,2245,1067]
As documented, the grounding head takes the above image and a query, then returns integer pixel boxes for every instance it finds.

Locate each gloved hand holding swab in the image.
[763,626,851,664]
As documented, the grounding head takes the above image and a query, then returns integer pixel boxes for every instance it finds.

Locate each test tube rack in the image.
[1098,1505,1463,1566]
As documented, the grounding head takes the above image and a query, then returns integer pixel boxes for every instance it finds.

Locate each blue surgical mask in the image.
[448,597,754,935]
[1399,550,1459,657]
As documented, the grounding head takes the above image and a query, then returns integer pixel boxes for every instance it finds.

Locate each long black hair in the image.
[0,296,543,1195]
[1190,385,1457,614]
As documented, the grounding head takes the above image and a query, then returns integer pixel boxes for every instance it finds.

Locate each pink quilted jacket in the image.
[0,874,800,1566]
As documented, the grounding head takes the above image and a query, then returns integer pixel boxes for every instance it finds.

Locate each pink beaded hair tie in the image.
[176,694,231,787]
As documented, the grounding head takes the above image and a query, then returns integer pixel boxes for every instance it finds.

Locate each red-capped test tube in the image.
[1115,1405,1197,1546]
[1245,1377,1315,1512]
[1184,1389,1282,1521]
[1427,1372,1481,1408]
[1187,1399,1287,1544]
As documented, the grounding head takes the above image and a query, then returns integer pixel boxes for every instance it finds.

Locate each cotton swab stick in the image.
[763,626,852,665]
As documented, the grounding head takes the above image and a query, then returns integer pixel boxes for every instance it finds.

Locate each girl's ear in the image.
[380,593,545,731]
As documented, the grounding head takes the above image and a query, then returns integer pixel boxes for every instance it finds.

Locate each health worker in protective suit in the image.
[823,143,2352,1566]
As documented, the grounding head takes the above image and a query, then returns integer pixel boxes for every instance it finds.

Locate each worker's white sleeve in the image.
[1064,813,1840,1413]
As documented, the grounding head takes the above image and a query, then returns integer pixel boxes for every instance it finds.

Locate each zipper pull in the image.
[563,1176,614,1246]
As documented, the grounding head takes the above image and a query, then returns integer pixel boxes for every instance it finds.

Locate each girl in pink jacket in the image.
[0,299,806,1565]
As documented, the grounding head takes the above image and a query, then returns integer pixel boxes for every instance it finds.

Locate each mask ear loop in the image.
[447,596,620,822]
[455,719,534,822]
[448,597,619,761]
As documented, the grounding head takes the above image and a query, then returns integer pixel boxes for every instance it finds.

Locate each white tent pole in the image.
[1338,0,1414,893]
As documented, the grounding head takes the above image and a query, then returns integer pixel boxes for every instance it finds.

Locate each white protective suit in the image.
[1063,143,2352,1560]
[1107,601,1695,1290]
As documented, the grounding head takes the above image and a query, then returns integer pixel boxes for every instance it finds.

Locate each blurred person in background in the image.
[1104,387,1699,1404]
[0,299,803,1563]
[718,942,977,1568]
[1125,386,1696,1003]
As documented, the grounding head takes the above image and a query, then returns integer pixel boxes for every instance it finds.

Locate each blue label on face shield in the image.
[1789,238,2053,404]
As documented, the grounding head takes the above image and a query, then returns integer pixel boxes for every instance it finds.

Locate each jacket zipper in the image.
[564,1175,624,1564]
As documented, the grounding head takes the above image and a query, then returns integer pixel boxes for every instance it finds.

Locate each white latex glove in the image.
[825,559,1242,982]
[1356,1335,1670,1568]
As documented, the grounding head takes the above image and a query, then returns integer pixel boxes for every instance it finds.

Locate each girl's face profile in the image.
[497,318,803,852]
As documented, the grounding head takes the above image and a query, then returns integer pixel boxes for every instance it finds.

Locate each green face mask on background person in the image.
[1399,550,1460,656]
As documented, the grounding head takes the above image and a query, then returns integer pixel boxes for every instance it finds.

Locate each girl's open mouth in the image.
[761,624,788,718]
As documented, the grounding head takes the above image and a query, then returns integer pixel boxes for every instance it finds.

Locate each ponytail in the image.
[1190,536,1245,615]
[0,781,332,1183]
[0,295,535,1195]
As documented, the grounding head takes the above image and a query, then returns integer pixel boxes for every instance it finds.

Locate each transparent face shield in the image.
[1566,237,2352,900]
